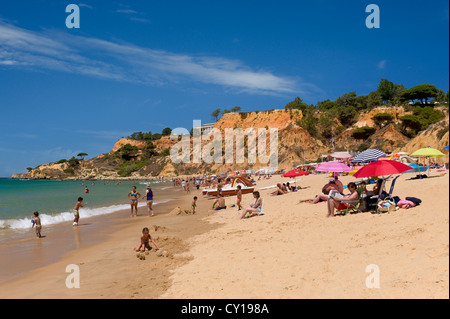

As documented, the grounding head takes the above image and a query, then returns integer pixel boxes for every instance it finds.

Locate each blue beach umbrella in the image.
[444,145,449,151]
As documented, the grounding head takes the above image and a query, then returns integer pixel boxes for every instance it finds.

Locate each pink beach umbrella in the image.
[316,161,353,173]
[329,152,353,159]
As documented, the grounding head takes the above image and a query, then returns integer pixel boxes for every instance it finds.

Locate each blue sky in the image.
[0,0,448,176]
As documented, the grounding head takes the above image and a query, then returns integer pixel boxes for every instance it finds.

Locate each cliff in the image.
[12,106,449,179]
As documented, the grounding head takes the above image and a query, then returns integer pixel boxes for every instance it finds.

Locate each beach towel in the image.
[405,197,422,205]
[397,199,416,209]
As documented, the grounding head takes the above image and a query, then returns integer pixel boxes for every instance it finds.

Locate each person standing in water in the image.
[144,185,154,217]
[31,211,42,238]
[128,186,141,218]
[73,197,87,226]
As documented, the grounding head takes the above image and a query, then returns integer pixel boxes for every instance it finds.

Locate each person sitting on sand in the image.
[212,193,227,210]
[271,183,288,196]
[135,227,160,252]
[240,191,263,219]
[298,178,339,204]
[326,182,359,218]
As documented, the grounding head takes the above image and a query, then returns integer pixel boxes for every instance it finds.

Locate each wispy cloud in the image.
[115,5,150,23]
[0,21,317,96]
[377,59,387,69]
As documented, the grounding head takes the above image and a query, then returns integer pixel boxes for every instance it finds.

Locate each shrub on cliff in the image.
[116,161,146,177]
[116,144,139,160]
[351,126,377,140]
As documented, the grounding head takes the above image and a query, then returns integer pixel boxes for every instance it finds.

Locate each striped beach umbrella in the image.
[351,149,386,163]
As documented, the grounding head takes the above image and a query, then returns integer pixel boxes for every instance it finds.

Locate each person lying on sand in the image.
[271,183,288,196]
[326,182,359,218]
[298,177,339,204]
[135,227,160,252]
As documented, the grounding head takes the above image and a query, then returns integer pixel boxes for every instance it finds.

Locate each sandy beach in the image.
[0,171,448,299]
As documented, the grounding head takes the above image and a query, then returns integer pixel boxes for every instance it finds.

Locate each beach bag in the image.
[392,196,401,205]
[405,197,422,206]
[377,199,397,213]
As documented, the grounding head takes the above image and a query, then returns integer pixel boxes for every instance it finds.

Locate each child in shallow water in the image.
[135,227,160,252]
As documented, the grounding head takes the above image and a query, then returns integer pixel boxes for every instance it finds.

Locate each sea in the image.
[0,178,174,232]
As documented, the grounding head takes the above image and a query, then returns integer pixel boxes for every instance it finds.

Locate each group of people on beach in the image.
[127,185,155,218]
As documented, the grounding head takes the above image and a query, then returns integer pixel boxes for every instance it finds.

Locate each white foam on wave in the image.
[0,198,174,230]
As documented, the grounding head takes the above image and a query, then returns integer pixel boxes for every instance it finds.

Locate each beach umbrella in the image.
[329,151,353,159]
[410,147,445,176]
[351,149,386,163]
[282,170,310,177]
[444,145,449,151]
[316,161,353,173]
[410,147,445,158]
[353,160,412,178]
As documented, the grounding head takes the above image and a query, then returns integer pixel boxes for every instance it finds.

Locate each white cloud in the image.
[0,21,318,96]
[377,60,387,69]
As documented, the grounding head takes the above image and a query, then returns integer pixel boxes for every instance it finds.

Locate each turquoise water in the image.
[0,178,172,229]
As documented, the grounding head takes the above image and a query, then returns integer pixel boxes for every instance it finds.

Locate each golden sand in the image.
[0,172,448,299]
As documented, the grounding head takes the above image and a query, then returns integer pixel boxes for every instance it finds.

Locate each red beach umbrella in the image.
[282,170,310,177]
[353,160,412,178]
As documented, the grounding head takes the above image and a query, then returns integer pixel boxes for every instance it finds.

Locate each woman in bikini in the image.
[240,191,262,219]
[128,186,141,218]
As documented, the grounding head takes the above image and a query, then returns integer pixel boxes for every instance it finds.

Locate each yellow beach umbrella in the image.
[410,147,445,175]
[410,147,445,157]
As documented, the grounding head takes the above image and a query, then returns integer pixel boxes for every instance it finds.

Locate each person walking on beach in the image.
[128,186,141,218]
[135,227,160,252]
[31,211,42,238]
[144,185,154,217]
[73,197,87,226]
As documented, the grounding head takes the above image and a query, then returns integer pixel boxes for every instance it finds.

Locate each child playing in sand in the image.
[73,197,87,226]
[236,185,243,210]
[191,196,197,214]
[135,227,160,252]
[31,211,42,238]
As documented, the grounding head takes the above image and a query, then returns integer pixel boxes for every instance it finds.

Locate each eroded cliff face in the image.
[12,107,449,179]
[395,118,449,154]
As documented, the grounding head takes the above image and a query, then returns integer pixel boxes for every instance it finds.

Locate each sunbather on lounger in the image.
[298,178,339,204]
[326,182,359,218]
